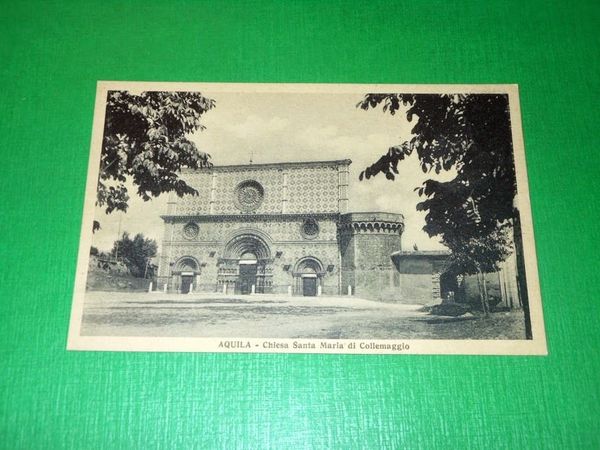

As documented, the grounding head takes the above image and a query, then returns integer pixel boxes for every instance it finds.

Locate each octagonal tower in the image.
[338,212,404,298]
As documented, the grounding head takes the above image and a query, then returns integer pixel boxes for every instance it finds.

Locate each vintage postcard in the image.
[67,82,547,354]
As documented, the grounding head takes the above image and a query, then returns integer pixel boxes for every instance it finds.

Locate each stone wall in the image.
[338,212,404,300]
[158,214,341,294]
[391,252,450,305]
[157,160,354,294]
[170,160,350,216]
[157,161,413,298]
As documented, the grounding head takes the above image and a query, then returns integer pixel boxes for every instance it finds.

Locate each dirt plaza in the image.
[80,292,526,340]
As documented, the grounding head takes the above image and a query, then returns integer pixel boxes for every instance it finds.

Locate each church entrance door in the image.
[239,263,257,295]
[180,275,193,294]
[302,276,317,297]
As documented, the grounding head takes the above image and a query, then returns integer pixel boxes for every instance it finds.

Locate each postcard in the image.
[67,82,546,354]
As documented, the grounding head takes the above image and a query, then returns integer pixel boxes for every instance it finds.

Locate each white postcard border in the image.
[67,82,547,356]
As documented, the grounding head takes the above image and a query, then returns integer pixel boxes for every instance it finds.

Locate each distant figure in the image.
[413,243,419,251]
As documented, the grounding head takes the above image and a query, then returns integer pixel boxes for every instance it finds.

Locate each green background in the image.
[1,1,598,448]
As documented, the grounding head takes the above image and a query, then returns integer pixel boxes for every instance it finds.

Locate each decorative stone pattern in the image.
[172,172,211,215]
[214,170,282,214]
[159,212,341,294]
[171,161,348,216]
[158,160,417,299]
[166,215,337,243]
[286,165,339,213]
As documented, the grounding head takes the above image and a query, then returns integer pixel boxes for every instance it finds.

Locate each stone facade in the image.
[157,159,522,305]
[157,159,405,297]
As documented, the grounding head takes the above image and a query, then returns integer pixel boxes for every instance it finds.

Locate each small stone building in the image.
[391,251,451,304]
[391,250,521,307]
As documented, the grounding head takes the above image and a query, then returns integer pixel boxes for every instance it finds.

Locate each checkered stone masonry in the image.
[171,160,349,216]
[159,160,403,298]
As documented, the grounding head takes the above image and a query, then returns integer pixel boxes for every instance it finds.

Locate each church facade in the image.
[155,158,522,307]
[156,159,405,297]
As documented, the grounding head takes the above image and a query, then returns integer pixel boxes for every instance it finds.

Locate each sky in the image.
[91,90,454,253]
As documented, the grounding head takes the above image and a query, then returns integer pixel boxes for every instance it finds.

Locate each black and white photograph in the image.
[67,82,546,354]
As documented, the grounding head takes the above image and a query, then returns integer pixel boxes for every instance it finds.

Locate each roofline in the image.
[160,212,341,221]
[341,211,404,219]
[391,250,450,257]
[181,159,352,172]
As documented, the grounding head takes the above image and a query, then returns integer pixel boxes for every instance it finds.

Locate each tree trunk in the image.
[476,271,488,316]
[498,270,507,308]
[482,272,490,316]
[513,209,532,339]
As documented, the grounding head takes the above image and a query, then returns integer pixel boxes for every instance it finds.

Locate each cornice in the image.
[161,212,341,222]
[180,159,352,173]
[162,240,339,245]
[392,250,450,258]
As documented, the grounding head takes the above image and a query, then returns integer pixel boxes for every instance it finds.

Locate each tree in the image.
[95,90,215,229]
[358,93,531,336]
[111,232,157,278]
[446,228,513,315]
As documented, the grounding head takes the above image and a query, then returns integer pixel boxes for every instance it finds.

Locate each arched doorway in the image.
[293,257,325,297]
[173,256,200,294]
[238,252,258,294]
[219,231,273,294]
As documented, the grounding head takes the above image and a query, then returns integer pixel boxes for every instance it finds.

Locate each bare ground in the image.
[80,291,527,340]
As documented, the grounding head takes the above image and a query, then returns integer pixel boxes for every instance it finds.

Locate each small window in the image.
[300,218,319,240]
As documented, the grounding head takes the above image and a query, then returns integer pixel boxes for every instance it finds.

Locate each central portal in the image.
[220,231,274,295]
[238,252,258,294]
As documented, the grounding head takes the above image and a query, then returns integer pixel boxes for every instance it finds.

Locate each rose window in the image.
[301,218,319,239]
[235,180,264,212]
[183,222,199,240]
